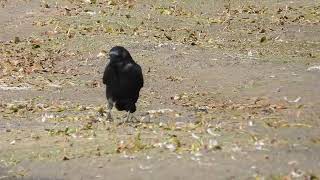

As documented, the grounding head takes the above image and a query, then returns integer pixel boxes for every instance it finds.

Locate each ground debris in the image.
[307,65,320,72]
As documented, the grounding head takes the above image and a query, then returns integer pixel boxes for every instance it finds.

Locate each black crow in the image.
[103,46,144,121]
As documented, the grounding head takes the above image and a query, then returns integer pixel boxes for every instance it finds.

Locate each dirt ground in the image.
[0,0,320,179]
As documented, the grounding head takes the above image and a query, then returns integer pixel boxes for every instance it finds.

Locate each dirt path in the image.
[1,0,320,179]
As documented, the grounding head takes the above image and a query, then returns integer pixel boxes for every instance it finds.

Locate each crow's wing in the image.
[134,64,143,89]
[103,61,143,101]
[116,62,143,99]
[127,63,143,90]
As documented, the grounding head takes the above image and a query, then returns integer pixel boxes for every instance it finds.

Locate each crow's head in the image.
[109,46,131,63]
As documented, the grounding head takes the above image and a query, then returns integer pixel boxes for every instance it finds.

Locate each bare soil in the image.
[0,0,320,179]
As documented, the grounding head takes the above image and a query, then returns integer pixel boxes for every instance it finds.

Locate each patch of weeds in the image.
[268,174,288,180]
[116,132,151,153]
[45,126,76,136]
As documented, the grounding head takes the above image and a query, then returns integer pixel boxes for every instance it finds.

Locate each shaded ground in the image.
[0,0,320,179]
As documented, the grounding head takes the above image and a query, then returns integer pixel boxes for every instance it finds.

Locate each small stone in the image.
[14,37,20,43]
[62,156,70,161]
[260,36,267,43]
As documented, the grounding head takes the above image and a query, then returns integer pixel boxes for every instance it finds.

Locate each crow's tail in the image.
[115,101,136,113]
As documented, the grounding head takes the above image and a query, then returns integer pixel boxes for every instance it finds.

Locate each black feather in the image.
[103,46,144,113]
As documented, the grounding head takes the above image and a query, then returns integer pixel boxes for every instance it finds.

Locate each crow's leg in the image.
[125,112,139,122]
[126,111,132,122]
[106,99,113,121]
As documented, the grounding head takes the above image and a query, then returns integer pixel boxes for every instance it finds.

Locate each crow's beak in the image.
[109,51,119,56]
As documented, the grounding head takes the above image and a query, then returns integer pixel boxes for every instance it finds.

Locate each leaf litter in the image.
[0,0,320,178]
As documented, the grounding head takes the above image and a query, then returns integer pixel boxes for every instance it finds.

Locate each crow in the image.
[103,46,144,122]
